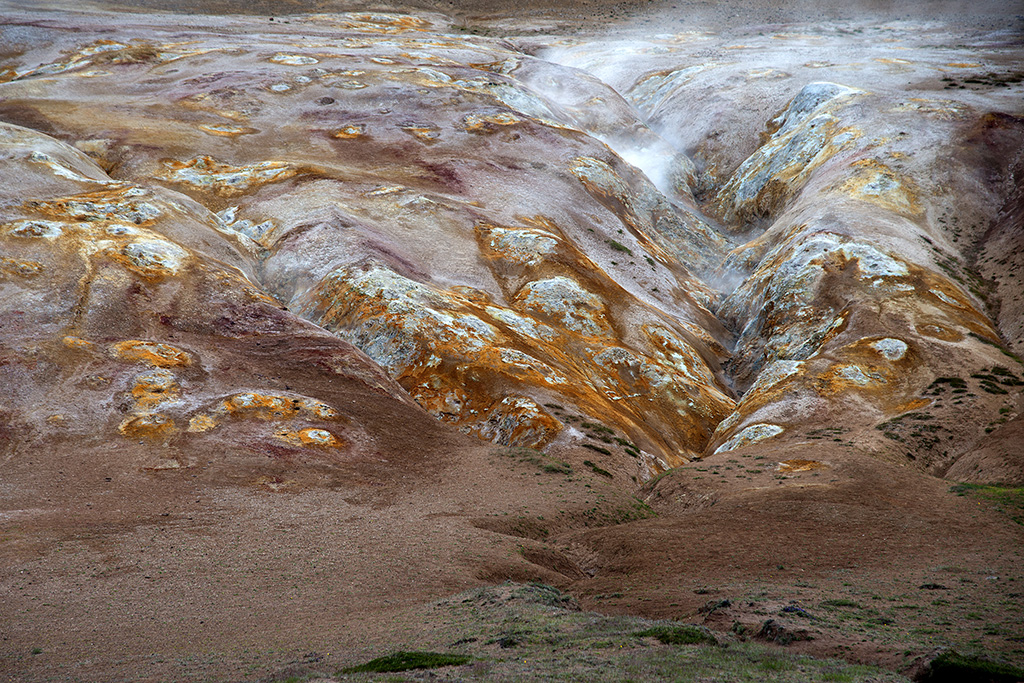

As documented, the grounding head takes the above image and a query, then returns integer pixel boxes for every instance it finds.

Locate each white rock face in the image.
[714,423,785,454]
[871,338,908,361]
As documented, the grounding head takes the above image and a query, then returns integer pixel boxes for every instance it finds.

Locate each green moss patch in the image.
[340,651,470,674]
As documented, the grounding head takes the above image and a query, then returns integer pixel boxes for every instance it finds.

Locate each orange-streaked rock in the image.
[1,6,1021,483]
[111,340,193,367]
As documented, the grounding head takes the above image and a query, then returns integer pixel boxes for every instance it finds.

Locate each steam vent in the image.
[2,1,1023,680]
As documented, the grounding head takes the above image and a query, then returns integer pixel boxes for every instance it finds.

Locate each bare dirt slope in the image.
[3,405,1022,680]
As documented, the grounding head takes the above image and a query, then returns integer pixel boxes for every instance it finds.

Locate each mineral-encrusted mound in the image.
[1,7,1022,480]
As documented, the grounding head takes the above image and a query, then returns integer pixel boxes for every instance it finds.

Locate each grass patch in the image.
[421,583,908,682]
[581,421,615,435]
[583,459,613,478]
[979,381,1009,394]
[949,483,1024,524]
[644,468,674,489]
[495,447,571,474]
[340,651,470,674]
[614,498,656,522]
[582,443,611,455]
[514,582,577,607]
[920,650,1024,682]
[607,239,633,255]
[635,624,717,646]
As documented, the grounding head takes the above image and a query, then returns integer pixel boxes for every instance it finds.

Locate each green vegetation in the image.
[875,411,944,453]
[616,497,656,522]
[583,459,613,478]
[920,650,1024,682]
[949,483,1024,525]
[806,426,849,440]
[451,23,500,36]
[635,624,718,646]
[968,333,1024,364]
[971,366,1024,393]
[340,651,470,674]
[922,368,1022,420]
[644,467,675,489]
[495,447,572,474]
[309,583,919,682]
[582,443,611,455]
[607,239,633,255]
[516,581,579,607]
[581,421,615,435]
[923,377,964,399]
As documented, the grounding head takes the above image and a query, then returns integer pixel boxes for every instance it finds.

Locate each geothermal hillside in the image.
[1,1,1022,681]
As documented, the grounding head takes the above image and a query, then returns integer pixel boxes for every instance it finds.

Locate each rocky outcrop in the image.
[0,120,434,477]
